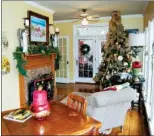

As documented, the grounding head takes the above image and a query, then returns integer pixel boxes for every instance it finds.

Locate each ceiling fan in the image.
[71,9,100,25]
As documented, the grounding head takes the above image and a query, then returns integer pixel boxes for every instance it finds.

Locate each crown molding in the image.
[121,14,143,18]
[24,1,55,14]
[54,19,79,23]
[54,14,143,24]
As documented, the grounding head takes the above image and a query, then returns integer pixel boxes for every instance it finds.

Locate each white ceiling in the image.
[35,1,149,21]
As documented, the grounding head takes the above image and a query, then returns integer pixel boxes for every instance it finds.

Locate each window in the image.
[143,18,154,134]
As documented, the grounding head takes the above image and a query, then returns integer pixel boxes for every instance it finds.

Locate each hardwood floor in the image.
[56,83,150,135]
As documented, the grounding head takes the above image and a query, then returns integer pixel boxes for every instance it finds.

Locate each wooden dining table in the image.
[2,101,102,135]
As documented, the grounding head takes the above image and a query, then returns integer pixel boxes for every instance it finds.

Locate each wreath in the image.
[80,44,90,55]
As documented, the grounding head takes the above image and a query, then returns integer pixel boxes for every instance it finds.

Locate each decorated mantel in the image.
[13,10,61,108]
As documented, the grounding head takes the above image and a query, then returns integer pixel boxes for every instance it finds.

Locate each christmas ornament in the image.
[124,62,128,66]
[118,56,123,61]
[106,75,110,79]
[114,54,117,57]
[127,68,131,73]
[80,44,90,55]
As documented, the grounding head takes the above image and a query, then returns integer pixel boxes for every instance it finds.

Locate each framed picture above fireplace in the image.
[28,11,49,44]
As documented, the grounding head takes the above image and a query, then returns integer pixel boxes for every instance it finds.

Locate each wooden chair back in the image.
[67,93,87,115]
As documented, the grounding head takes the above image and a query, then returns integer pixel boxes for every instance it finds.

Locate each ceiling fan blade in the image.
[91,15,100,18]
[87,19,99,22]
[72,19,81,23]
[87,15,100,20]
[69,17,82,19]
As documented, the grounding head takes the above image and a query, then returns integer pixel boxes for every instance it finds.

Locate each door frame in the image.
[56,36,70,83]
[73,23,108,83]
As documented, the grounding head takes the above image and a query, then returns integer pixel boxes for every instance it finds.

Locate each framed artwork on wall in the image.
[28,11,49,44]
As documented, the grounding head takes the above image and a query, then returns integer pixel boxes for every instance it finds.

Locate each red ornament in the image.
[132,61,142,68]
[30,90,50,120]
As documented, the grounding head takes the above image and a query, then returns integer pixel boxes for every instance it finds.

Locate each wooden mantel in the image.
[19,53,57,108]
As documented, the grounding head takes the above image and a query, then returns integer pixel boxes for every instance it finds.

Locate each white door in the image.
[75,36,105,83]
[75,37,96,83]
[56,36,69,83]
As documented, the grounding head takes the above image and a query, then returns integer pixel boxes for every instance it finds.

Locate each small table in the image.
[2,102,102,135]
[131,82,143,113]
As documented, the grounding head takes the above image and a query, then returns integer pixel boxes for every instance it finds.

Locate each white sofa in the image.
[60,87,136,133]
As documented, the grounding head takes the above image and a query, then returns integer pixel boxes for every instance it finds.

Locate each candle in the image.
[55,28,59,32]
[25,19,29,26]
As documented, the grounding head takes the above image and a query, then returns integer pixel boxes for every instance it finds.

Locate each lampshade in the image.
[128,33,145,46]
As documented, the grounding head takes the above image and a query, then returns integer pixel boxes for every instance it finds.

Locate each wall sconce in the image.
[49,24,60,35]
[23,18,29,28]
[17,18,30,53]
[49,24,60,48]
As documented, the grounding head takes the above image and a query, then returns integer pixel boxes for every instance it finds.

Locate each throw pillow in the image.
[102,82,130,92]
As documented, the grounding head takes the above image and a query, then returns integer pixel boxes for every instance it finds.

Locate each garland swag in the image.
[13,45,61,77]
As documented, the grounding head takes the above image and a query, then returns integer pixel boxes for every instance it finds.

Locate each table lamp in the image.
[128,33,146,82]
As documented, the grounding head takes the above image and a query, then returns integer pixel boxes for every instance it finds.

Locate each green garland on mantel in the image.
[13,44,61,77]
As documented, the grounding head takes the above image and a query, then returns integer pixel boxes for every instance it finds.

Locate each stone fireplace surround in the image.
[24,66,52,104]
[19,53,56,108]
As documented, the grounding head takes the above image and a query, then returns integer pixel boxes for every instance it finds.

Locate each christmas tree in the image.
[94,11,132,89]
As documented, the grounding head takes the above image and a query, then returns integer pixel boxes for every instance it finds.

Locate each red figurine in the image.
[30,85,50,120]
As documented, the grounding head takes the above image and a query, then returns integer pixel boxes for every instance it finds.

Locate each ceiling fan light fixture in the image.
[81,18,88,26]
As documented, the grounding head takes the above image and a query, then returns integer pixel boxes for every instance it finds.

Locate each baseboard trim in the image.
[69,80,75,83]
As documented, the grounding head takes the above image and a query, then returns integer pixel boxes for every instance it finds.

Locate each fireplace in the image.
[24,67,54,105]
[19,53,56,108]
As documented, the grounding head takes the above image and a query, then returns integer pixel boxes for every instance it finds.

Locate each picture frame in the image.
[125,29,139,34]
[28,11,49,44]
